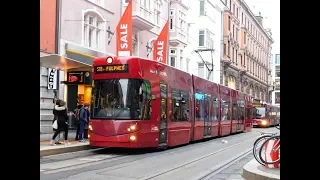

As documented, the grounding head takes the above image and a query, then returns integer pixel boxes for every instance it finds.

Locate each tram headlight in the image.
[127,124,137,132]
[130,135,136,141]
[261,120,267,125]
[89,125,93,131]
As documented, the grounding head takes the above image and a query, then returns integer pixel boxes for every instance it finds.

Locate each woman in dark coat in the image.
[53,99,62,144]
[50,100,70,145]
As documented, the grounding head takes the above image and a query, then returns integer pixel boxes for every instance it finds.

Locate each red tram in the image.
[88,56,261,148]
[252,103,280,127]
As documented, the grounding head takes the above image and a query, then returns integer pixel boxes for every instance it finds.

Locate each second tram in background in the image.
[88,56,279,149]
[252,103,280,127]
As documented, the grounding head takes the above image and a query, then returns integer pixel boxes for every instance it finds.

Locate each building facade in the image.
[271,54,280,105]
[40,0,192,134]
[183,0,225,83]
[221,0,273,102]
[40,0,59,133]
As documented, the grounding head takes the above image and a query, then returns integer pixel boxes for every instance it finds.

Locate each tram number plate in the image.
[94,64,129,73]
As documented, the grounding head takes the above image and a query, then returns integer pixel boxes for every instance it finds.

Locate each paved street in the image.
[40,127,278,180]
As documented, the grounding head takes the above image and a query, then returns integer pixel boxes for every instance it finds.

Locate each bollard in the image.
[264,139,280,168]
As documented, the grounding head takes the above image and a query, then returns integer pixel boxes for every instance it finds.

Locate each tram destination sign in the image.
[94,64,129,74]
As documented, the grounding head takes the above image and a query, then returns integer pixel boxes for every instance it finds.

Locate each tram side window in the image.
[204,94,210,120]
[239,101,245,120]
[195,91,209,121]
[140,81,152,120]
[232,102,238,120]
[171,88,189,122]
[212,98,219,121]
[221,100,231,121]
[246,107,252,119]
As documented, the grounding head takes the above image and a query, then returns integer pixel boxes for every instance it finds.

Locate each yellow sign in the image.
[94,64,129,74]
[252,103,262,107]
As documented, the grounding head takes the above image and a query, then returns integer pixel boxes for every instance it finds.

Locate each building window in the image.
[275,54,280,64]
[241,12,243,23]
[228,16,231,30]
[198,63,204,78]
[223,43,226,55]
[199,30,205,46]
[83,12,105,51]
[236,50,238,64]
[169,49,176,67]
[227,41,230,56]
[206,30,214,49]
[275,92,280,104]
[275,68,280,78]
[170,57,176,67]
[180,49,184,69]
[232,24,234,37]
[154,1,161,26]
[179,10,186,32]
[275,79,280,90]
[236,28,239,41]
[200,0,205,16]
[236,8,238,17]
[170,9,174,31]
[186,58,190,72]
[199,29,214,48]
[132,34,138,56]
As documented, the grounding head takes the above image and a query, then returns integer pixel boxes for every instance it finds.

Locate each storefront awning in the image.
[40,54,92,71]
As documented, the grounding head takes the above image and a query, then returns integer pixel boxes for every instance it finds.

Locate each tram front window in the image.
[255,107,266,119]
[91,79,151,120]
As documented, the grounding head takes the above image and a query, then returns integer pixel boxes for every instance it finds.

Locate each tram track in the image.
[41,128,278,180]
[41,132,252,173]
[137,136,256,180]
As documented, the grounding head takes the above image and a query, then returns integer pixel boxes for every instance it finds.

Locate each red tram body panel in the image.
[88,56,274,149]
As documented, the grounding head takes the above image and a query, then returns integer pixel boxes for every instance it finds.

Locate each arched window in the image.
[83,9,106,51]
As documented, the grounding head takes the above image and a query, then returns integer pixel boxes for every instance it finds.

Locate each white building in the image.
[182,0,225,83]
[271,54,280,105]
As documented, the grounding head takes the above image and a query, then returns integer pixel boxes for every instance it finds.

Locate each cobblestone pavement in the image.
[208,153,254,180]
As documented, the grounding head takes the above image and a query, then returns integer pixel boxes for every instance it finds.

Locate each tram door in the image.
[233,102,241,132]
[203,95,212,137]
[159,82,168,146]
[238,102,244,132]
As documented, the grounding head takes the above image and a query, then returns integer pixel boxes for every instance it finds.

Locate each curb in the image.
[40,143,92,157]
[242,159,280,180]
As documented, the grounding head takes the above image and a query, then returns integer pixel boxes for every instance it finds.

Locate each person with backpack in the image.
[74,104,83,141]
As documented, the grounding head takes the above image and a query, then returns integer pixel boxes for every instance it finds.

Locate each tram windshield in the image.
[255,107,266,119]
[91,79,152,120]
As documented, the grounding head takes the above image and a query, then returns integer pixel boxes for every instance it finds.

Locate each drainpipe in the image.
[55,0,61,55]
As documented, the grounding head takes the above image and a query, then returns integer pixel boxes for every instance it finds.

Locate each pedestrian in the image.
[50,100,71,145]
[74,104,83,140]
[53,99,62,144]
[79,103,90,142]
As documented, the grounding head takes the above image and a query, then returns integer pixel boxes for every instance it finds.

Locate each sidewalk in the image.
[40,131,92,157]
[242,159,280,180]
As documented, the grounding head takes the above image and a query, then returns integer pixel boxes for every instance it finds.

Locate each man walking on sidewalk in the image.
[79,104,89,142]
